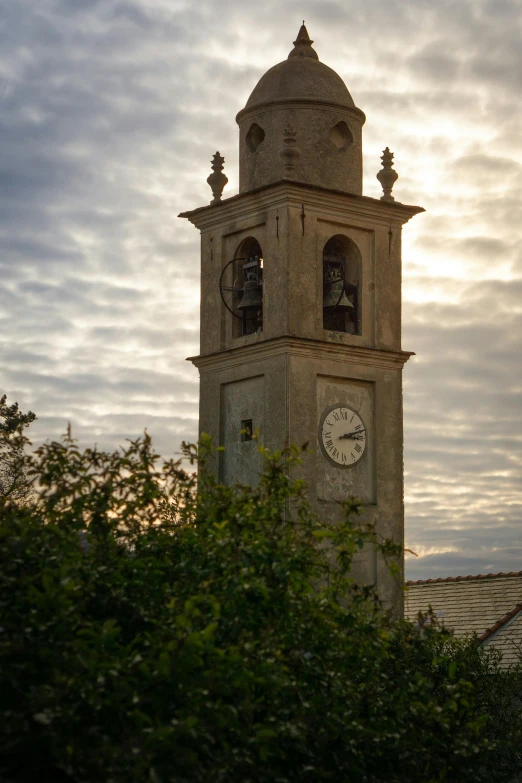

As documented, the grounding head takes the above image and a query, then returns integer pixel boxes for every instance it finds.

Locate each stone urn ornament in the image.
[207,151,228,205]
[376,147,398,202]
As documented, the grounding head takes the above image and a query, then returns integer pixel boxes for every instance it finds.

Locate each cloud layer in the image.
[1,0,520,579]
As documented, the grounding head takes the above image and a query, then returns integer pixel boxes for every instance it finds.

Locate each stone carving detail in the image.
[207,151,228,205]
[376,147,398,202]
[280,125,301,177]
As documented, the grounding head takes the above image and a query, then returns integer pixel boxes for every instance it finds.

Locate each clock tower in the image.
[179,26,423,608]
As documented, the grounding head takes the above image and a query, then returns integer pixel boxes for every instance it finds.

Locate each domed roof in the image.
[240,25,356,114]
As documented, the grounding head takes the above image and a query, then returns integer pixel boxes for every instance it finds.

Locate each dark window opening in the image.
[241,419,253,441]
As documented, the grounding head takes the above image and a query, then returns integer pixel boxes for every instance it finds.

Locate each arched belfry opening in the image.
[322,235,361,334]
[233,237,263,337]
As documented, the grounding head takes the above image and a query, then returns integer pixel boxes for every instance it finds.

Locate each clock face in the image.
[319,404,367,468]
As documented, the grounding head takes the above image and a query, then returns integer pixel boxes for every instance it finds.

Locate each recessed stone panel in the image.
[316,375,376,504]
[220,375,265,486]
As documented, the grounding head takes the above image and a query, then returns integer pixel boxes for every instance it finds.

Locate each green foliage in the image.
[0,395,36,504]
[1,422,521,782]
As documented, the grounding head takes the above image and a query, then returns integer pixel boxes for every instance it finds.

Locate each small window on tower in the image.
[246,123,265,152]
[241,419,253,441]
[329,121,353,151]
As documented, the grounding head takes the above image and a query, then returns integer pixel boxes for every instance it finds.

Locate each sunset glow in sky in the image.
[2,0,521,579]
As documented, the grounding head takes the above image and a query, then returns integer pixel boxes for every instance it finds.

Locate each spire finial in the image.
[288,23,319,60]
[207,151,228,205]
[376,147,398,202]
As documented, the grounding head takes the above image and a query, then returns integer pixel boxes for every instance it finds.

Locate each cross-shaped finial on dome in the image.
[288,22,319,60]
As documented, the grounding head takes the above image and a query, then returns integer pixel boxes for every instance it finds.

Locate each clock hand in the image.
[338,429,366,440]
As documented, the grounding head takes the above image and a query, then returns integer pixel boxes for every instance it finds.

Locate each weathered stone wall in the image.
[185,181,422,610]
[237,102,364,195]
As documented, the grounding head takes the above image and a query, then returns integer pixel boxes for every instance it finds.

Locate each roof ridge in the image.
[479,601,522,643]
[406,570,522,586]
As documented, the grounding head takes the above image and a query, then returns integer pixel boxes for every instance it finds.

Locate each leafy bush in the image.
[0,395,36,505]
[1,420,521,782]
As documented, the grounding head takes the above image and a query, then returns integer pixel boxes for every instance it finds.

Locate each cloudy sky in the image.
[2,0,521,579]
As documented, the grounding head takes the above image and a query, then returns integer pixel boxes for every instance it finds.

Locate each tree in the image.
[1,430,521,783]
[0,395,36,505]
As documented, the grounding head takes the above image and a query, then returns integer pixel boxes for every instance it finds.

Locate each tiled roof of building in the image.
[405,571,522,668]
[481,601,522,668]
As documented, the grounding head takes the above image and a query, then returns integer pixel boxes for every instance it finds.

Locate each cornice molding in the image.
[236,99,366,125]
[179,180,424,232]
[188,336,414,373]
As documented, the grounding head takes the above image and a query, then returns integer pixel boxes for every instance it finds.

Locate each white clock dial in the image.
[319,405,367,468]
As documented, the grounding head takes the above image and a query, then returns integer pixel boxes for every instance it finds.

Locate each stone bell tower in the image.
[179,25,423,607]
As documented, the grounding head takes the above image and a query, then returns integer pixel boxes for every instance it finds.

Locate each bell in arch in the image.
[323,255,353,312]
[237,255,263,312]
